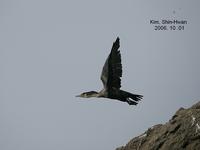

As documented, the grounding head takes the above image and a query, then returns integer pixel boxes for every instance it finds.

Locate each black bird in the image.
[76,37,143,105]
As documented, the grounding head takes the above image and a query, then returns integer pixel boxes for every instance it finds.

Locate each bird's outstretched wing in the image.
[101,37,122,89]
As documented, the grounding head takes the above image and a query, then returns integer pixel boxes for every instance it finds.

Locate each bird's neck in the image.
[84,91,100,98]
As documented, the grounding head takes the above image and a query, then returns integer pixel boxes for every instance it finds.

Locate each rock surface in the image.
[116,101,200,150]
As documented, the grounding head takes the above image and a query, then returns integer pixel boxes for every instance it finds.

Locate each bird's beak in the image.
[76,95,81,97]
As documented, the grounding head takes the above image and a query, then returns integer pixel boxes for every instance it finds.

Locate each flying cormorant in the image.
[76,37,143,105]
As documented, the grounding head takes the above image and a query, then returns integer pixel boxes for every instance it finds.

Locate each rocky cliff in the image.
[116,101,200,150]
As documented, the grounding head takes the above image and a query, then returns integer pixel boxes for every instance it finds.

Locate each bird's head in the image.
[76,91,99,98]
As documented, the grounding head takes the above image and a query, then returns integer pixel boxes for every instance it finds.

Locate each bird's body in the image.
[76,37,143,105]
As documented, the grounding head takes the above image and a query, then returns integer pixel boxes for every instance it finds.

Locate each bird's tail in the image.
[120,90,143,105]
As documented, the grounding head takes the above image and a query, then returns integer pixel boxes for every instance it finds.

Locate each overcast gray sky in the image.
[1,0,200,150]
